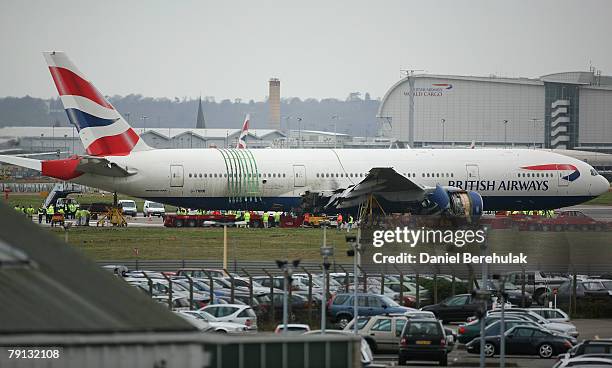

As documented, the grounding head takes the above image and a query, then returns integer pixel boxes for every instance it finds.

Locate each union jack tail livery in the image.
[43,52,151,157]
[236,114,249,149]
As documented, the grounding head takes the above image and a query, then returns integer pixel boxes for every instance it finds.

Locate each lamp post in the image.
[441,118,446,148]
[321,224,333,334]
[346,231,361,334]
[332,115,339,149]
[503,120,509,148]
[297,117,303,148]
[276,259,300,333]
[141,115,148,134]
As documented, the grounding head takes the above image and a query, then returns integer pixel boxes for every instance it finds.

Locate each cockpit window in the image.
[590,168,599,176]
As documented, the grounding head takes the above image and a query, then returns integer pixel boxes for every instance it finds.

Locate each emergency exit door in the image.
[466,164,479,181]
[293,165,306,187]
[170,165,184,187]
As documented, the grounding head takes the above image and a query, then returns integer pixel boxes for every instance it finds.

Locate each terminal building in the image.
[377,69,612,153]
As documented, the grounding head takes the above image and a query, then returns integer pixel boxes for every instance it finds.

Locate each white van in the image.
[143,201,166,217]
[117,199,137,217]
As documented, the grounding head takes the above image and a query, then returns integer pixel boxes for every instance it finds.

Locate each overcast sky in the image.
[1,0,611,101]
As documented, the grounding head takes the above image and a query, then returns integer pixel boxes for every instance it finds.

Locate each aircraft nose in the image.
[594,175,610,196]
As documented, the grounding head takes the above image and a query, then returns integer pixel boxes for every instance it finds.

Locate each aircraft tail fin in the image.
[236,114,250,149]
[43,51,152,157]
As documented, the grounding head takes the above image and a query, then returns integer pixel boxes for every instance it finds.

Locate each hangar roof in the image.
[0,203,195,334]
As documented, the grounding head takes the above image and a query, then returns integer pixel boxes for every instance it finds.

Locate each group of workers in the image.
[174,208,285,228]
[506,210,556,217]
[13,202,91,226]
[336,213,355,231]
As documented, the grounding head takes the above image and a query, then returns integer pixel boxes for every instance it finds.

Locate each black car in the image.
[421,294,488,323]
[398,318,449,366]
[466,326,573,358]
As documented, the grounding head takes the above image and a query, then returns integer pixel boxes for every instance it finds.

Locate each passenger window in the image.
[396,319,406,335]
[532,330,548,337]
[371,319,392,332]
[446,295,468,306]
[367,296,382,307]
[514,328,534,337]
[357,296,367,307]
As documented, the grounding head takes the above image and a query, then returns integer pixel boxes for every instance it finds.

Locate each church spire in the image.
[196,96,206,129]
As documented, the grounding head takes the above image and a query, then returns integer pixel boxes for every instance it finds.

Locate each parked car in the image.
[199,304,258,331]
[482,320,576,345]
[178,311,249,333]
[485,280,533,307]
[529,307,571,323]
[506,271,568,305]
[466,325,574,358]
[421,293,488,323]
[487,309,578,337]
[143,200,165,217]
[553,356,612,368]
[328,293,413,328]
[174,311,211,331]
[344,314,408,352]
[117,199,137,217]
[176,268,230,278]
[398,318,450,366]
[556,340,612,364]
[304,330,374,367]
[385,281,431,306]
[458,315,528,344]
[556,279,611,303]
[274,324,310,334]
[152,295,191,311]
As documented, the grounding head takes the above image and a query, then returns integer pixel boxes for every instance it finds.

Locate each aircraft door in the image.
[170,165,184,187]
[293,165,306,187]
[558,165,570,187]
[466,164,480,181]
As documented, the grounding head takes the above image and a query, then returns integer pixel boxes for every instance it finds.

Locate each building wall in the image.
[579,87,612,146]
[379,77,545,145]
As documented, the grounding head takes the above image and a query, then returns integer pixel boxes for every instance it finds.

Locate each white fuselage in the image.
[71,148,609,211]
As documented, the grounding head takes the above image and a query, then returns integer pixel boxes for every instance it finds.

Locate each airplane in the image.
[236,114,249,149]
[0,52,609,219]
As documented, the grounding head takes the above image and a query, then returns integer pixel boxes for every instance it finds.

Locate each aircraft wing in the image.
[76,156,135,177]
[0,154,134,178]
[325,167,427,209]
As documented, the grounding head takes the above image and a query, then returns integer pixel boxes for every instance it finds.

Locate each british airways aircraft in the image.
[0,52,608,217]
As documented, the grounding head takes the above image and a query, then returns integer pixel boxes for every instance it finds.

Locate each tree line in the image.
[0,93,381,136]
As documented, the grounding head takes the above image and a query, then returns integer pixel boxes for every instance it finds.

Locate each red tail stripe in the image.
[521,164,577,171]
[86,129,140,156]
[48,66,113,109]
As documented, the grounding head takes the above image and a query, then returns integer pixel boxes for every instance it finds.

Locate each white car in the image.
[143,200,165,217]
[174,311,211,331]
[178,311,248,333]
[274,324,311,334]
[529,307,571,323]
[117,199,137,217]
[200,304,258,331]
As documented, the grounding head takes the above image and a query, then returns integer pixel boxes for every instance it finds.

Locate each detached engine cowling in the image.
[427,185,483,222]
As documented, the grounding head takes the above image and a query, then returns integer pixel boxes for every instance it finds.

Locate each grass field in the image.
[586,190,612,205]
[50,226,356,262]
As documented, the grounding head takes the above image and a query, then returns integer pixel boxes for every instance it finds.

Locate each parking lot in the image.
[373,319,612,367]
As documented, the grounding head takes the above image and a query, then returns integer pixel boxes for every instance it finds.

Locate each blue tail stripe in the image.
[65,108,119,131]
